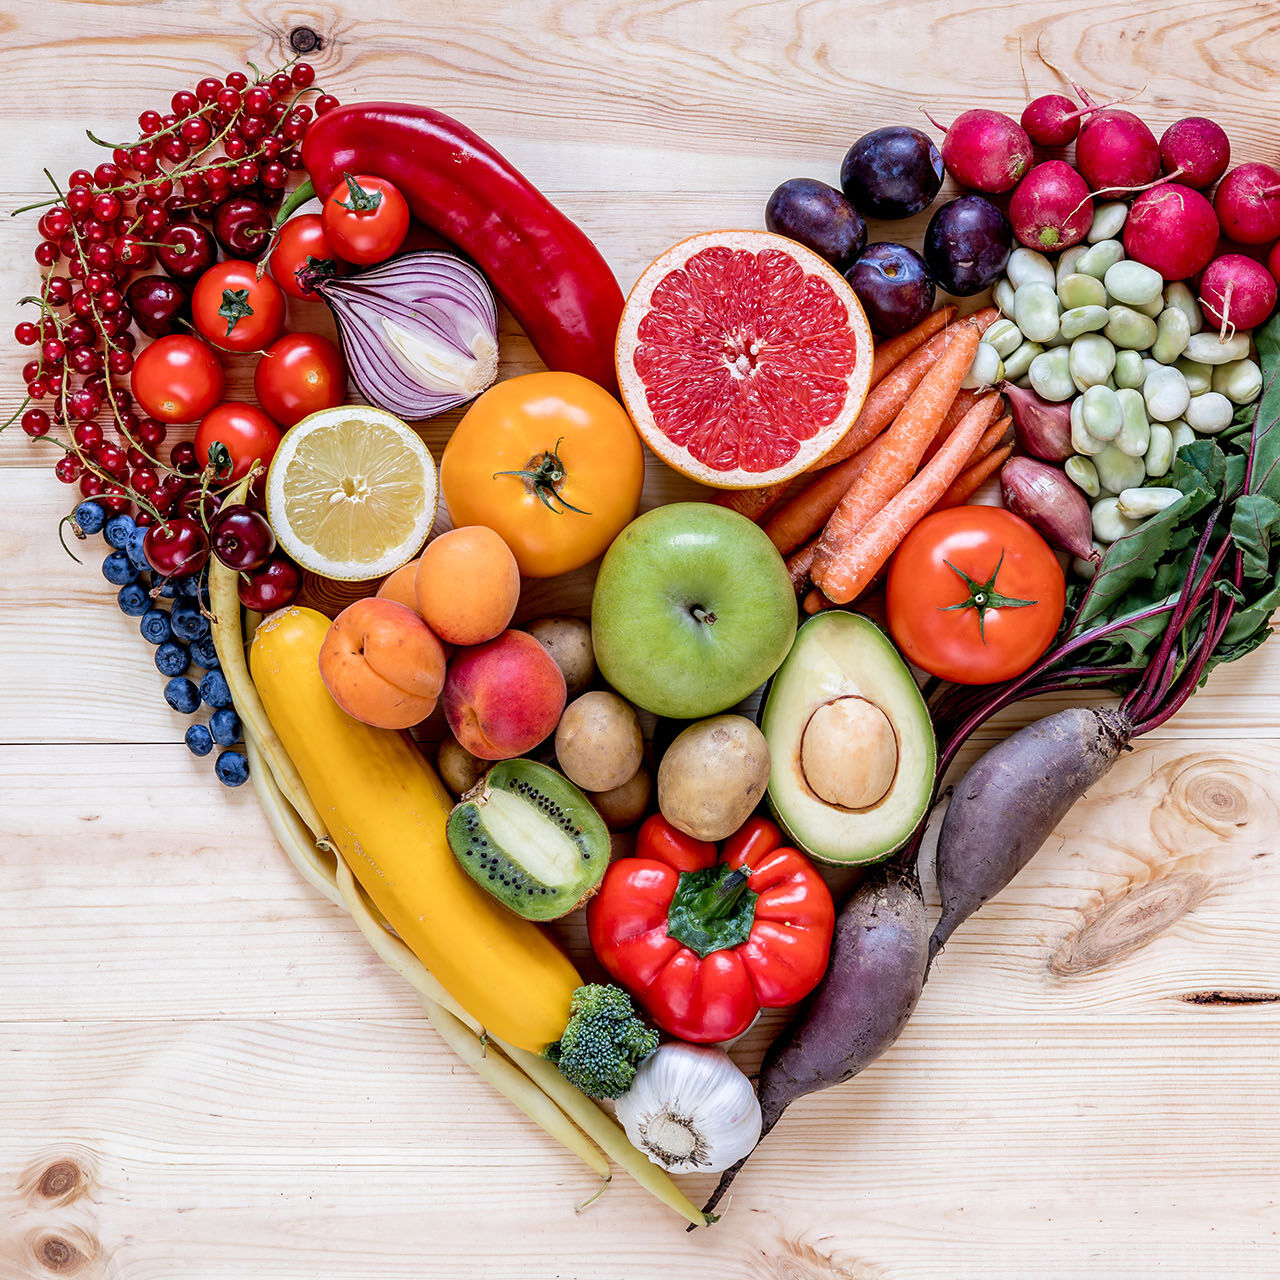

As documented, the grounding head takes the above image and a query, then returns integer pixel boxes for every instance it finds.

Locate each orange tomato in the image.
[440,372,645,578]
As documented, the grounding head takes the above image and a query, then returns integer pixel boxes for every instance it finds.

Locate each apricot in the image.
[442,629,566,760]
[376,557,423,614]
[320,597,447,730]
[416,526,520,646]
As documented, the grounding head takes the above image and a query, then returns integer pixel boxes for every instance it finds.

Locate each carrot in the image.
[763,438,885,554]
[805,394,1005,609]
[714,482,791,523]
[786,538,818,594]
[867,306,956,387]
[811,334,991,593]
[933,443,1014,510]
[919,388,989,464]
[965,414,1012,468]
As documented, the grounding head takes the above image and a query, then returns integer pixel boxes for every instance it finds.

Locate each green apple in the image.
[591,502,797,718]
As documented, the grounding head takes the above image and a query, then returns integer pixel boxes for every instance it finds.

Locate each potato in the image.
[657,714,770,842]
[526,616,595,698]
[555,691,643,793]
[589,765,652,830]
[437,735,487,797]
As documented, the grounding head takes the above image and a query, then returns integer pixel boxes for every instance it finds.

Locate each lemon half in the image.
[265,406,438,581]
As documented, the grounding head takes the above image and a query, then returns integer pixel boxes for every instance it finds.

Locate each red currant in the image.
[233,160,259,187]
[291,62,316,88]
[226,70,249,91]
[42,338,66,364]
[99,484,130,513]
[55,455,82,484]
[171,89,199,115]
[93,163,122,188]
[73,421,103,449]
[80,474,105,497]
[21,409,51,437]
[138,110,163,135]
[216,86,240,112]
[46,277,72,306]
[21,359,40,382]
[130,144,157,175]
[180,117,212,147]
[40,207,72,238]
[134,510,156,527]
[284,147,305,171]
[35,241,59,267]
[92,193,121,222]
[196,77,223,103]
[268,72,292,98]
[131,466,159,495]
[27,379,47,400]
[238,116,267,142]
[315,94,339,115]
[112,147,133,171]
[138,419,167,450]
[161,136,189,164]
[260,161,288,189]
[69,168,94,189]
[68,388,100,419]
[14,321,39,345]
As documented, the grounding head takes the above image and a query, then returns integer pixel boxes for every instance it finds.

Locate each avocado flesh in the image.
[761,611,936,865]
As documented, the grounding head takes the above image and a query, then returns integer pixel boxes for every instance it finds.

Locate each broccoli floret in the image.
[546,983,658,1100]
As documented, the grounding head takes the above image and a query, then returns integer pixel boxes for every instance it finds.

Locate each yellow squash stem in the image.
[246,734,610,1181]
[208,479,327,842]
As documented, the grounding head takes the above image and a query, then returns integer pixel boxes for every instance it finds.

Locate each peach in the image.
[442,629,567,760]
[416,526,520,646]
[376,557,423,614]
[320,598,447,730]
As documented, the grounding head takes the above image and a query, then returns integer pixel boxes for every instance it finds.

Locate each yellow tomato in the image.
[440,372,645,578]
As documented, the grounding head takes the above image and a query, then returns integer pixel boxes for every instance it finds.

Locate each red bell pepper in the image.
[587,815,835,1043]
[299,102,624,392]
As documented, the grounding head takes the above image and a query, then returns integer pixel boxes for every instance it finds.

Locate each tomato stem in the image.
[492,438,591,515]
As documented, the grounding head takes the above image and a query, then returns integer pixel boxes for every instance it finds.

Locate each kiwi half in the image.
[446,759,611,921]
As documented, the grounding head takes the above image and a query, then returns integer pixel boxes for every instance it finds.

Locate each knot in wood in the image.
[289,25,323,53]
[37,1160,82,1200]
[36,1234,85,1274]
[1183,771,1248,826]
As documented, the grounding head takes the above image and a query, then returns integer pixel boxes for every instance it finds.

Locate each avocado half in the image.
[760,611,936,865]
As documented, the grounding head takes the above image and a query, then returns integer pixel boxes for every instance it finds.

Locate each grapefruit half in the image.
[615,230,874,489]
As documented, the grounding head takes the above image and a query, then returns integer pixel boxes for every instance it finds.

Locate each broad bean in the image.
[1081,384,1123,440]
[1094,442,1147,494]
[1118,487,1182,519]
[1144,423,1174,477]
[1163,281,1203,335]
[1057,244,1089,285]
[1007,247,1057,289]
[1185,391,1234,433]
[1170,419,1196,453]
[994,278,1017,317]
[1069,333,1117,391]
[1115,388,1151,457]
[1104,259,1164,306]
[1151,308,1191,364]
[1013,282,1061,344]
[1058,272,1108,310]
[1183,330,1252,365]
[1078,240,1125,280]
[1059,305,1110,340]
[1174,357,1213,395]
[1029,347,1075,401]
[962,342,1004,389]
[1088,201,1128,243]
[1092,496,1141,544]
[1065,454,1101,497]
[1002,341,1042,380]
[1114,349,1146,389]
[1105,305,1158,350]
[1070,397,1105,455]
[1212,358,1263,405]
[984,318,1023,359]
[1143,365,1191,422]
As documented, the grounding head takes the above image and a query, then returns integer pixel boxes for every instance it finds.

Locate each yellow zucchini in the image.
[249,605,580,1053]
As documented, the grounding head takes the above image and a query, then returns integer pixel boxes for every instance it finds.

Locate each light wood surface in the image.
[3,4,1280,1277]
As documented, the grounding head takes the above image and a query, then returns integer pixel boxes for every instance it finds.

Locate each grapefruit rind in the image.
[615,230,874,489]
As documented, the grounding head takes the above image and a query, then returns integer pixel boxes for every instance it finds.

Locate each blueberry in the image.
[126,527,151,572]
[185,723,213,756]
[116,582,149,616]
[102,550,137,586]
[139,608,172,645]
[189,634,220,669]
[156,578,181,598]
[199,668,232,709]
[164,675,200,714]
[209,706,242,746]
[103,512,136,550]
[178,575,203,597]
[74,501,106,535]
[215,749,250,787]
[171,599,209,642]
[154,640,190,677]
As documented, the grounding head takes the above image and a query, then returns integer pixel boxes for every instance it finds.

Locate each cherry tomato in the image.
[322,174,409,265]
[268,214,340,299]
[130,334,223,423]
[253,332,347,427]
[194,402,283,483]
[439,372,645,577]
[191,259,285,352]
[886,506,1065,685]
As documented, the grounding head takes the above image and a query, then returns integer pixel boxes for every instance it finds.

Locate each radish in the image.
[1123,184,1219,280]
[1198,253,1278,332]
[1213,162,1280,245]
[1075,109,1160,192]
[1020,93,1083,146]
[1008,160,1093,251]
[1268,240,1280,291]
[929,108,1033,193]
[1159,116,1230,189]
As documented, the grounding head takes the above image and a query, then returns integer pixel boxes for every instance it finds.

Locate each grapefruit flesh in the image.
[616,230,873,488]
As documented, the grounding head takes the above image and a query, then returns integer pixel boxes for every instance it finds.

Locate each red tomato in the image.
[254,333,347,427]
[194,402,283,483]
[191,260,286,353]
[268,214,340,300]
[886,506,1065,685]
[322,174,409,265]
[130,334,223,423]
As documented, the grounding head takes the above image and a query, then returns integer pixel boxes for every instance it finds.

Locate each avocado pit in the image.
[800,695,899,810]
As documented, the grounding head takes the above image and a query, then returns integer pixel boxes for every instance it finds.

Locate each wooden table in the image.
[3,3,1279,1276]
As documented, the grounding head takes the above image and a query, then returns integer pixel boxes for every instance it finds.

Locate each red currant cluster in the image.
[7,57,337,588]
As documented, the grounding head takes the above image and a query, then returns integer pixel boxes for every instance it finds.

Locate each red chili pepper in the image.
[586,815,835,1043]
[299,102,623,391]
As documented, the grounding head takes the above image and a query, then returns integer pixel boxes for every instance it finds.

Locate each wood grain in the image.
[3,2,1280,1277]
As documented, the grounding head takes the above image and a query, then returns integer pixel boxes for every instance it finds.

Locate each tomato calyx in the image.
[338,172,383,213]
[217,287,254,336]
[940,548,1037,643]
[294,253,339,294]
[493,438,592,515]
[664,863,758,959]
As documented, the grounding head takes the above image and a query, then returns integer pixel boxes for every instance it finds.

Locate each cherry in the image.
[238,555,302,611]
[157,221,217,283]
[170,441,200,475]
[144,517,210,578]
[211,504,275,571]
[125,275,189,338]
[212,194,272,260]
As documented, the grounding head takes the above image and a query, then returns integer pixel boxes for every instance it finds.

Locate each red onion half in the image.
[310,251,499,420]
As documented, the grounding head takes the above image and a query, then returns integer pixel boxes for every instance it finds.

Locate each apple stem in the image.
[691,605,717,626]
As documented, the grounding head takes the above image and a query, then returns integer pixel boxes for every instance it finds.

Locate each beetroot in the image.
[1159,116,1230,189]
[1021,93,1082,147]
[934,108,1033,193]
[1075,109,1160,191]
[1213,162,1280,245]
[1008,160,1093,251]
[1198,253,1278,331]
[1123,184,1219,280]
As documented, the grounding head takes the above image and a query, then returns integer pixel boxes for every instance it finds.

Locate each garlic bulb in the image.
[614,1042,761,1174]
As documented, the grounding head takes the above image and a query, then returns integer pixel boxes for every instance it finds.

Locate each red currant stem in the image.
[84,103,217,152]
[56,515,86,565]
[0,397,32,433]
